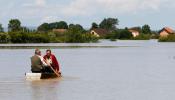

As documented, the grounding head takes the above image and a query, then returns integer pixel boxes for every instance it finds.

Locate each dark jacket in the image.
[31,55,43,72]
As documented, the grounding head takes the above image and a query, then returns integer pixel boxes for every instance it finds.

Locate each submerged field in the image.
[0,40,175,100]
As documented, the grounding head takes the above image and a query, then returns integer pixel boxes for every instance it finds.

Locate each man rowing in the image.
[44,49,61,74]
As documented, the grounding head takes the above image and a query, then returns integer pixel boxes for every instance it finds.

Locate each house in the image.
[128,27,140,37]
[159,27,174,37]
[52,29,67,33]
[90,28,109,37]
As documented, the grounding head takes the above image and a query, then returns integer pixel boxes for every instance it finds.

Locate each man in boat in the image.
[31,49,51,73]
[44,49,60,74]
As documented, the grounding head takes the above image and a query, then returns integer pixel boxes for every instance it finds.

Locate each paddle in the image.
[42,58,60,77]
[49,65,61,77]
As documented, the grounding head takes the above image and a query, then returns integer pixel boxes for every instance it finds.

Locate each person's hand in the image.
[55,69,61,74]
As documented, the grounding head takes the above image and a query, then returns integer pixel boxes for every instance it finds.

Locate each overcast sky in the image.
[0,0,175,30]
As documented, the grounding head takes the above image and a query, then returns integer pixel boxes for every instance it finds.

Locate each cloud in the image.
[60,0,172,16]
[1,0,175,28]
[61,0,96,16]
[20,0,174,18]
[40,16,59,23]
[35,0,46,6]
[22,0,46,7]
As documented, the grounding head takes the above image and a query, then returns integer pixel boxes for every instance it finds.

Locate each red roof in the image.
[92,28,109,36]
[160,27,174,34]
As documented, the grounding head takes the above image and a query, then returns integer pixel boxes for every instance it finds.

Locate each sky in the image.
[0,0,175,30]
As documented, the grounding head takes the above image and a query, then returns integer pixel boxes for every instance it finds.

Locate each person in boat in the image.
[31,49,51,73]
[44,49,60,74]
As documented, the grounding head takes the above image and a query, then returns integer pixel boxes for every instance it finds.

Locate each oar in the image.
[43,58,60,77]
[49,65,60,77]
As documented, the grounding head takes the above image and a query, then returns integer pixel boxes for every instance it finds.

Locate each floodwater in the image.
[0,40,175,100]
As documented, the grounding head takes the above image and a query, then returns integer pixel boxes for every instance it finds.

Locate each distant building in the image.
[159,27,174,37]
[90,28,109,37]
[128,27,140,37]
[52,29,67,33]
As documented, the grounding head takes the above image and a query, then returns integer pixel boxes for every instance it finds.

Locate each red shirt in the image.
[44,54,60,71]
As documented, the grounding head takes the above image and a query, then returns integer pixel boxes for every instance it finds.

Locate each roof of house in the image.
[128,29,139,33]
[53,29,67,33]
[159,27,174,34]
[128,27,140,32]
[91,28,109,36]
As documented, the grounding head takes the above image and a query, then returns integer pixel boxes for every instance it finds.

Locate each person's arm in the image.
[39,56,50,66]
[52,55,60,72]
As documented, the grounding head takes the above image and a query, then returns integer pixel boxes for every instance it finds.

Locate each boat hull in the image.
[25,73,61,80]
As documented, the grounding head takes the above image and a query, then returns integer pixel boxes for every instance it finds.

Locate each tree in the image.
[99,18,119,31]
[119,28,132,39]
[49,21,68,29]
[38,21,68,32]
[56,21,68,29]
[90,22,98,30]
[0,24,4,32]
[8,19,21,32]
[142,24,151,34]
[68,24,84,32]
[37,23,49,32]
[0,33,10,43]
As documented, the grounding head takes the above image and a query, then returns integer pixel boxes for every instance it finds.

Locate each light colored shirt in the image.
[37,55,48,66]
[46,57,52,65]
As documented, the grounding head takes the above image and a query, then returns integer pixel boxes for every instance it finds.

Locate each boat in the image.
[25,72,61,80]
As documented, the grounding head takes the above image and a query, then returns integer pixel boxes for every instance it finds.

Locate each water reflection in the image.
[28,79,61,100]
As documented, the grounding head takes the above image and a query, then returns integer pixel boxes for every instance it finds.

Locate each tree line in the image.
[0,19,99,43]
[0,17,165,43]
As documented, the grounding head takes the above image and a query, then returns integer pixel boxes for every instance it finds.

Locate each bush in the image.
[65,27,98,43]
[81,33,99,43]
[4,29,98,43]
[0,33,11,43]
[159,34,175,42]
[105,31,120,39]
[151,34,159,39]
[132,34,151,40]
[9,32,50,43]
[119,29,132,39]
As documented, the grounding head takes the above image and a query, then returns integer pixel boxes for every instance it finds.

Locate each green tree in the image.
[49,21,68,29]
[8,19,21,32]
[90,22,98,30]
[142,24,151,34]
[37,23,50,32]
[119,28,132,39]
[9,32,50,43]
[38,21,68,32]
[65,24,98,43]
[66,26,84,43]
[56,21,68,29]
[0,33,10,43]
[99,18,119,31]
[0,24,4,32]
[68,24,84,32]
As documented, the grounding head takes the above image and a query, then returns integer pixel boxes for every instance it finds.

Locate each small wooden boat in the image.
[25,72,61,80]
